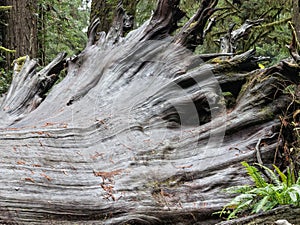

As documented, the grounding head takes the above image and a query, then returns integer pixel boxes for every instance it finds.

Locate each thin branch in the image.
[203,17,216,39]
[220,19,264,54]
[223,0,240,12]
[260,17,291,29]
[287,21,300,64]
[198,52,234,61]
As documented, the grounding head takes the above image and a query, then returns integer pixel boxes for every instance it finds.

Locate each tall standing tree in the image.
[0,5,14,63]
[90,0,140,35]
[293,0,300,41]
[3,0,38,65]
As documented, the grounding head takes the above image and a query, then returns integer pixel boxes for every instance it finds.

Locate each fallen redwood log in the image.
[0,0,299,224]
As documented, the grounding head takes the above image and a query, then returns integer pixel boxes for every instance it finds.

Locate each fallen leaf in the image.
[32,164,42,167]
[94,169,123,180]
[40,173,52,181]
[24,178,35,183]
[17,160,26,165]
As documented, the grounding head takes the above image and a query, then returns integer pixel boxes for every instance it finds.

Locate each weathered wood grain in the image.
[0,0,299,224]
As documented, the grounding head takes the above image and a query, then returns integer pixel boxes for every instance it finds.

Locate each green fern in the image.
[217,161,300,220]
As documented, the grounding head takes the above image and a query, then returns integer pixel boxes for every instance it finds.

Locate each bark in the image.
[37,3,46,66]
[0,7,6,50]
[292,0,300,42]
[3,0,38,65]
[0,0,299,224]
[90,0,139,36]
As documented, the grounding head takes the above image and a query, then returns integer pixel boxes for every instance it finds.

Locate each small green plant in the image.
[218,161,300,220]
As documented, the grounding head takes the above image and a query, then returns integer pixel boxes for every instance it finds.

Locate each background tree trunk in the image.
[90,0,139,36]
[293,0,300,41]
[3,0,38,65]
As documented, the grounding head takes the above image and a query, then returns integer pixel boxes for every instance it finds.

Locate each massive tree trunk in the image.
[90,0,139,36]
[0,0,299,224]
[293,0,300,42]
[3,0,38,66]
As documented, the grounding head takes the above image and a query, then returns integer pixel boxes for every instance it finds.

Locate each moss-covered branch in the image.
[0,46,16,53]
[260,17,291,29]
[0,6,12,11]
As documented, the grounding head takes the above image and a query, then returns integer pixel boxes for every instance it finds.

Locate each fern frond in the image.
[287,167,295,187]
[290,185,300,205]
[297,171,300,185]
[249,186,269,195]
[253,195,269,213]
[255,163,280,186]
[288,189,298,203]
[227,199,252,220]
[241,161,267,188]
[273,165,287,184]
[226,193,254,206]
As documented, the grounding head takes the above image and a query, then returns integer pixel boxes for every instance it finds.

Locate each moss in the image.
[14,56,27,64]
[0,6,12,11]
[237,77,252,98]
[211,57,225,64]
[222,92,236,108]
[260,106,274,120]
[12,56,27,73]
[0,46,16,54]
[222,91,233,97]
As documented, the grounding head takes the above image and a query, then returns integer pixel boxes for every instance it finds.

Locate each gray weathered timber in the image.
[0,0,299,224]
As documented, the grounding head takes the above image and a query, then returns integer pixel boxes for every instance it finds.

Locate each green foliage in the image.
[0,5,14,57]
[218,161,300,220]
[135,0,156,28]
[198,0,292,64]
[0,67,12,94]
[38,0,89,64]
[0,4,14,94]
